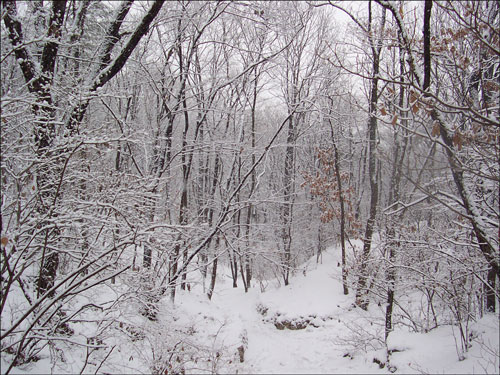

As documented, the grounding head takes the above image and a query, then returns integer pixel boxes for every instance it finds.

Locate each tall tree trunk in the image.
[3,0,67,299]
[329,120,348,295]
[355,2,386,310]
[243,68,259,290]
[282,114,296,286]
[202,150,221,300]
[384,27,409,341]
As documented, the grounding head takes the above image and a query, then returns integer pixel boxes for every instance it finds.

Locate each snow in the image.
[172,251,386,375]
[2,245,498,374]
[387,317,500,374]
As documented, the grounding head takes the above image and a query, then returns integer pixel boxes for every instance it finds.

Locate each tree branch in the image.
[2,0,36,91]
[40,0,67,77]
[100,0,134,70]
[92,0,164,91]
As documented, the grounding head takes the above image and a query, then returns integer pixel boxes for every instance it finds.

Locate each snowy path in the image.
[214,288,339,373]
[201,250,387,374]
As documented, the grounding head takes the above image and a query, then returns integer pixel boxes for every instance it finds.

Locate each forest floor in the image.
[167,246,499,374]
[4,245,499,374]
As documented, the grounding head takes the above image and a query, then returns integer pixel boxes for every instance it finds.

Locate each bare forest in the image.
[1,1,498,374]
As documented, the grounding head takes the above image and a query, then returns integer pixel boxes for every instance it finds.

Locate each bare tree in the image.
[350,1,387,310]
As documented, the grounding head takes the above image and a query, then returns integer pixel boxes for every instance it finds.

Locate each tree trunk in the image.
[3,0,67,299]
[207,257,218,301]
[240,254,249,293]
[243,67,259,289]
[486,265,497,313]
[329,122,348,295]
[207,236,220,301]
[282,115,296,286]
[385,28,409,341]
[229,248,238,288]
[355,2,386,310]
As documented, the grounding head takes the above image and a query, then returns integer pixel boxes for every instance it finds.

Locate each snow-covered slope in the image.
[5,246,498,374]
[165,246,499,374]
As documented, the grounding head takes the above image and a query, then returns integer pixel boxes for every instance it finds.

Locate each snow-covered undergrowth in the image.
[3,246,498,374]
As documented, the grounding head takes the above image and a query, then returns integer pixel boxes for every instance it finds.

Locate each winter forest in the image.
[0,0,498,373]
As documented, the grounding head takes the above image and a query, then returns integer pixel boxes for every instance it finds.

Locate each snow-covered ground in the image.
[172,248,499,374]
[4,246,499,374]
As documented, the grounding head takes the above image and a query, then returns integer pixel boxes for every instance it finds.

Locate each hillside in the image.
[8,245,497,375]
